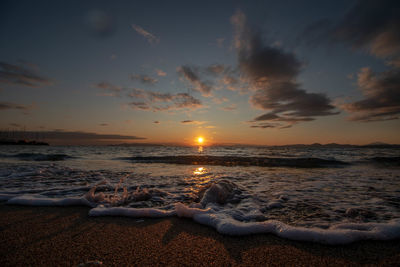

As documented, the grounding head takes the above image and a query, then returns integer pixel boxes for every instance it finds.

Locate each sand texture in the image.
[1,203,399,266]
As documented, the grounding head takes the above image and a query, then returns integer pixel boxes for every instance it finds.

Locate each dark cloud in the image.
[177,66,212,97]
[0,61,52,88]
[131,74,158,85]
[99,123,109,126]
[302,1,400,61]
[132,24,160,44]
[0,102,34,113]
[128,89,203,112]
[153,121,160,124]
[128,101,151,111]
[25,130,144,141]
[180,120,206,125]
[231,10,337,129]
[85,10,116,38]
[301,1,400,122]
[179,64,244,93]
[342,67,400,122]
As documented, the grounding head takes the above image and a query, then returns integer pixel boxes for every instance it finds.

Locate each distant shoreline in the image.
[0,140,49,146]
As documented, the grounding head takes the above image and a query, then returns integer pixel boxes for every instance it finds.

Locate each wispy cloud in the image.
[177,65,213,97]
[132,24,160,44]
[156,69,167,76]
[131,74,158,85]
[0,61,52,88]
[0,101,35,114]
[128,88,203,112]
[94,81,123,96]
[231,10,338,129]
[180,120,206,125]
[341,67,400,122]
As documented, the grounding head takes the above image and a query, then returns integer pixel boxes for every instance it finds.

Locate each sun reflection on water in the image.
[183,166,214,198]
[193,166,206,175]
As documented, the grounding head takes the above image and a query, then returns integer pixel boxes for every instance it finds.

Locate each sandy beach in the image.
[0,203,399,266]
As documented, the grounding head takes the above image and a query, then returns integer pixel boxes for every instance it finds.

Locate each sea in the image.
[0,145,399,244]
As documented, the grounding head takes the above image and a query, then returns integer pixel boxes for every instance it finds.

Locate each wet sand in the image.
[1,203,399,266]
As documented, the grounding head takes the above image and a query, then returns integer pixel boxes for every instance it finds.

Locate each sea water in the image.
[0,145,399,244]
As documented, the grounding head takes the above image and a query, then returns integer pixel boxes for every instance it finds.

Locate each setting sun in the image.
[197,137,204,145]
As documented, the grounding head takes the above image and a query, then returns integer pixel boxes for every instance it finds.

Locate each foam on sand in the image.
[4,179,400,245]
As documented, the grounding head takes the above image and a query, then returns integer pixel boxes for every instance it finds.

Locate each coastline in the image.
[1,203,399,266]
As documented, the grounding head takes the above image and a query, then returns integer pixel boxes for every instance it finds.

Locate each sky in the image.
[0,0,399,145]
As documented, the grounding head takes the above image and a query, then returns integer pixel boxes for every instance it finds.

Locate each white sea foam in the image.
[86,202,400,244]
[3,191,400,244]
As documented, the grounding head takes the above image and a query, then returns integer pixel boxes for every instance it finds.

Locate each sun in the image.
[197,136,204,145]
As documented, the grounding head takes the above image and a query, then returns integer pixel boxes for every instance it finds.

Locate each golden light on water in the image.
[193,167,206,175]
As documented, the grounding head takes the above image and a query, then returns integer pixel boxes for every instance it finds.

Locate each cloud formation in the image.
[156,69,167,76]
[131,74,158,85]
[0,102,34,113]
[128,88,203,111]
[94,81,123,97]
[177,66,213,97]
[303,1,400,62]
[17,130,145,141]
[302,1,400,122]
[342,67,400,122]
[0,61,52,88]
[231,10,337,129]
[180,120,206,125]
[132,24,160,44]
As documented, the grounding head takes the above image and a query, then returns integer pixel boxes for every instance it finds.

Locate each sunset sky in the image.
[1,0,399,145]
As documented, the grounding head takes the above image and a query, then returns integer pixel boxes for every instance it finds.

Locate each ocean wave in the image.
[0,152,74,161]
[370,157,400,166]
[116,155,349,168]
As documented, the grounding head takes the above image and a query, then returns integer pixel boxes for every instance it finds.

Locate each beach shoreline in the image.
[1,203,399,266]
